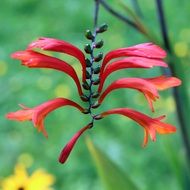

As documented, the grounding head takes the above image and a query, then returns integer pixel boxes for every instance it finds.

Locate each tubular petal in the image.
[101,108,176,146]
[144,76,182,90]
[27,37,86,81]
[98,57,168,92]
[102,43,167,73]
[98,78,159,105]
[6,98,85,137]
[11,50,83,96]
[59,124,91,164]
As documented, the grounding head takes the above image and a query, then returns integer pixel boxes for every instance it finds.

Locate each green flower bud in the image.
[85,30,94,40]
[93,78,100,85]
[84,44,92,54]
[95,40,104,48]
[85,58,91,67]
[82,81,90,90]
[94,52,103,62]
[96,23,108,33]
[93,66,101,74]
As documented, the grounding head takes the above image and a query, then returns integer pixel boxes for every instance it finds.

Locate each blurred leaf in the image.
[86,136,139,190]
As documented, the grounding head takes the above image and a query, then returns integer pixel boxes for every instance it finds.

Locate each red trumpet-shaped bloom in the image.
[98,56,168,92]
[98,78,159,107]
[100,108,176,147]
[11,50,83,96]
[59,123,92,164]
[27,37,86,82]
[6,98,85,137]
[101,43,167,74]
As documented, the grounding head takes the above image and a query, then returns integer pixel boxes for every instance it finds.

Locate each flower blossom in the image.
[6,34,181,164]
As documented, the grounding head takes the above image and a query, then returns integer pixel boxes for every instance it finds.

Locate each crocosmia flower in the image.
[6,25,181,164]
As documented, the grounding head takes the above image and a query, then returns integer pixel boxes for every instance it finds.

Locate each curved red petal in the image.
[11,50,83,96]
[101,108,176,145]
[102,43,167,73]
[98,78,159,105]
[144,76,182,90]
[27,37,86,81]
[98,57,168,93]
[32,98,85,133]
[59,124,91,164]
[6,98,85,137]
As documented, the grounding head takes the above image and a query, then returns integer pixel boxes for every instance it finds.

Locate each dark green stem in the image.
[156,0,190,164]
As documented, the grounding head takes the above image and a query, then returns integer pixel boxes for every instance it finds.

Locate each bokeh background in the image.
[0,0,190,189]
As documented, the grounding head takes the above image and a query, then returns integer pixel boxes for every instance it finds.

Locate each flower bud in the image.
[84,44,92,54]
[92,101,100,109]
[92,92,100,98]
[82,81,90,90]
[96,23,108,33]
[94,114,103,120]
[95,40,104,48]
[82,109,90,114]
[94,52,103,62]
[93,66,101,74]
[93,78,100,85]
[85,30,94,40]
[85,70,91,79]
[85,58,91,67]
[80,95,89,102]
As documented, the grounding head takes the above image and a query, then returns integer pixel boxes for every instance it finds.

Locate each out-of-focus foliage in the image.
[0,0,189,189]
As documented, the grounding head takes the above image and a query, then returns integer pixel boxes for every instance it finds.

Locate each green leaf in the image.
[86,136,139,190]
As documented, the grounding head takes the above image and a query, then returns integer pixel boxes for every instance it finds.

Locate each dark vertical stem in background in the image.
[156,0,190,163]
[99,0,139,30]
[131,0,143,17]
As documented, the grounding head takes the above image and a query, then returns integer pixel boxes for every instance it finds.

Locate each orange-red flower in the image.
[6,98,85,137]
[100,108,176,147]
[11,50,83,96]
[7,36,181,164]
[27,37,86,82]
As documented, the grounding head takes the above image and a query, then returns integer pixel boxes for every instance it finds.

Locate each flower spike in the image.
[98,56,168,92]
[59,123,92,164]
[6,98,85,137]
[11,50,83,96]
[101,43,167,73]
[27,37,86,82]
[100,108,176,147]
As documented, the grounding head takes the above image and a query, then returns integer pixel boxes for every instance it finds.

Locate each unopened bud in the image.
[85,30,94,40]
[84,44,92,54]
[85,58,91,67]
[94,52,103,62]
[93,66,101,74]
[92,101,100,109]
[86,70,91,79]
[92,92,100,98]
[95,40,104,48]
[80,95,89,102]
[82,81,90,90]
[96,23,108,33]
[93,78,100,85]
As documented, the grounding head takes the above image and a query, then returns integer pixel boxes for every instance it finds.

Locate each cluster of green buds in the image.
[82,23,108,118]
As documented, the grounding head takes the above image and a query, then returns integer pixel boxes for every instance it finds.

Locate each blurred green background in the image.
[0,0,190,189]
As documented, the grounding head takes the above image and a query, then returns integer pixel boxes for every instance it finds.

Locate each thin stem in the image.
[99,0,139,30]
[156,0,190,164]
[131,0,143,17]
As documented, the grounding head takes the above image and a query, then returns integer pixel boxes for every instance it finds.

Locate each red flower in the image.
[6,98,85,137]
[7,35,181,164]
[11,50,83,96]
[99,108,176,147]
[27,37,86,82]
